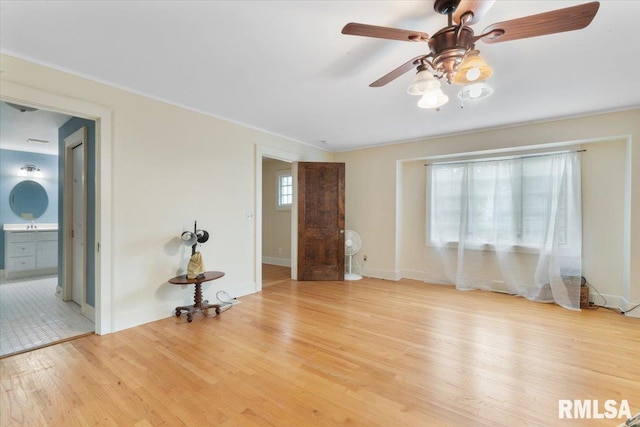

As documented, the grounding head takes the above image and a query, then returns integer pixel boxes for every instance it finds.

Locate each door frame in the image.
[255,145,301,289]
[1,81,113,335]
[63,127,89,318]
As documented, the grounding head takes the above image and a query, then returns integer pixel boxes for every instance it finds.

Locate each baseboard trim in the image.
[4,267,56,280]
[113,280,257,332]
[400,269,451,285]
[83,304,96,322]
[587,292,640,316]
[399,272,638,315]
[399,269,425,281]
[620,297,640,318]
[262,257,291,267]
[361,267,400,281]
[625,310,640,319]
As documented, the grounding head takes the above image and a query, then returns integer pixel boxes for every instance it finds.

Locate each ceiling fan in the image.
[342,0,600,108]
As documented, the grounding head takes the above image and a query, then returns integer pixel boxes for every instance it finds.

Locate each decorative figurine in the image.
[187,252,205,279]
[180,220,210,279]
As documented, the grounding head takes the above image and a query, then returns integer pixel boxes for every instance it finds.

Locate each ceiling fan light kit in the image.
[418,88,449,110]
[407,66,441,96]
[458,83,493,101]
[453,50,493,85]
[342,0,599,110]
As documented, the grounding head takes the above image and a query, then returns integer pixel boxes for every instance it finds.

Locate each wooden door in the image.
[297,162,345,281]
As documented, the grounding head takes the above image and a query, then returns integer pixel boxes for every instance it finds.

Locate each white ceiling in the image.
[1,1,639,153]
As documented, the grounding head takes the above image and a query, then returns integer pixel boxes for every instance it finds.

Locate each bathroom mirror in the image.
[9,180,48,219]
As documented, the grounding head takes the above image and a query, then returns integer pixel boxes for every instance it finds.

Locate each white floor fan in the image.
[344,230,362,281]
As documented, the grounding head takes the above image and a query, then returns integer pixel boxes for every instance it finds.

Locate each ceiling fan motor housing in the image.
[429,26,475,83]
[434,0,462,15]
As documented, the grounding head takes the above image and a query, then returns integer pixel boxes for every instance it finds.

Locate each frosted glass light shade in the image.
[418,88,449,109]
[458,83,494,101]
[407,69,441,95]
[453,50,493,85]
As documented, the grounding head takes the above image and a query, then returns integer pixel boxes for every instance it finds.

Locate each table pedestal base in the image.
[174,282,221,322]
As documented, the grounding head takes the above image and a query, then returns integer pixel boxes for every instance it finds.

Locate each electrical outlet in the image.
[278,247,283,255]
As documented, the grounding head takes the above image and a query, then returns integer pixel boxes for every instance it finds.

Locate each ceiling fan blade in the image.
[370,55,429,87]
[453,0,496,25]
[342,23,429,42]
[480,1,600,44]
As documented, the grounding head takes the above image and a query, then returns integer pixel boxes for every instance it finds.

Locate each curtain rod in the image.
[424,149,586,167]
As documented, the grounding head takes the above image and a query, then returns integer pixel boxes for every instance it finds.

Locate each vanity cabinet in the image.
[4,230,58,278]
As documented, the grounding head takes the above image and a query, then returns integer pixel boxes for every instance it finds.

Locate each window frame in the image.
[276,170,293,211]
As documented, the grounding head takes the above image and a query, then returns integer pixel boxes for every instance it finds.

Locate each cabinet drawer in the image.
[8,256,36,272]
[7,232,35,243]
[8,242,36,257]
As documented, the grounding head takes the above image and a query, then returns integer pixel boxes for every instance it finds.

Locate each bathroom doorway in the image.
[0,101,95,357]
[2,81,114,339]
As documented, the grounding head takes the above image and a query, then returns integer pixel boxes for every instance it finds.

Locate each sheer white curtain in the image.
[428,152,582,310]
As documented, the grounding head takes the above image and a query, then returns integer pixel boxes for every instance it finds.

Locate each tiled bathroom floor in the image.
[0,275,94,357]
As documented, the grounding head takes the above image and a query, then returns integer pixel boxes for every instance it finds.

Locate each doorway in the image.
[262,158,293,260]
[255,146,300,289]
[261,157,293,287]
[0,103,94,357]
[2,81,114,337]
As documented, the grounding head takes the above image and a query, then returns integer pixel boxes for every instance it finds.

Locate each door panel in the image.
[297,162,345,281]
[72,142,85,305]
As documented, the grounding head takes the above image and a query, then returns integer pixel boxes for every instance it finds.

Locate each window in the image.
[277,171,293,209]
[428,153,572,247]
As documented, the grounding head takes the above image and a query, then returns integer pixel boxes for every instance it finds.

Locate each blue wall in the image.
[0,149,59,268]
[58,118,96,307]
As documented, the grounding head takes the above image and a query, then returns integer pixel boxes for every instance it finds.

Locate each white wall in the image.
[340,151,398,279]
[581,138,627,306]
[262,158,292,266]
[0,54,332,331]
[335,109,640,315]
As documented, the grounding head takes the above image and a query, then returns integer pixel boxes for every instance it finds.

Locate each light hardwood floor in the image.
[1,274,639,426]
[262,264,292,288]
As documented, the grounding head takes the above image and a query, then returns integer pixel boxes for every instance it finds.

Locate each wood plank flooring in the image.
[261,264,291,288]
[1,274,639,426]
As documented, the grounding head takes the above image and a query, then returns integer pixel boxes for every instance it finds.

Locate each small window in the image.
[277,171,292,210]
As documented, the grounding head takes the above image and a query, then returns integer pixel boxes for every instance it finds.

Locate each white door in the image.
[72,142,85,305]
[64,126,87,310]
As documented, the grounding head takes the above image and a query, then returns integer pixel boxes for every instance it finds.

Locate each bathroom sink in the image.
[3,223,58,231]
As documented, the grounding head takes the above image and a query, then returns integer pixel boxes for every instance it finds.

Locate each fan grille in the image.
[344,230,361,256]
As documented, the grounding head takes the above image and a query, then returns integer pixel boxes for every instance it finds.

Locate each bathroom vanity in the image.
[4,224,58,279]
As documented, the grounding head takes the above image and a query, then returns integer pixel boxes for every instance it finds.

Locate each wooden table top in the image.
[168,271,225,285]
